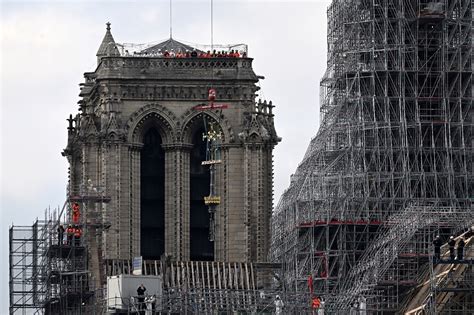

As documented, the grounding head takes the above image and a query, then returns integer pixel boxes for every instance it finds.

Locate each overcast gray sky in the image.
[0,0,331,308]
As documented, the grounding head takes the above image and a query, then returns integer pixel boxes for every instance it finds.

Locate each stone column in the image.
[163,143,192,261]
[226,146,247,262]
[257,145,274,262]
[214,147,227,262]
[129,143,142,258]
[244,142,272,262]
[101,141,116,259]
[115,143,131,259]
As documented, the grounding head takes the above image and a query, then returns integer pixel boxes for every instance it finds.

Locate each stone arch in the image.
[180,110,233,144]
[183,112,221,261]
[104,131,120,142]
[125,104,177,260]
[126,103,178,144]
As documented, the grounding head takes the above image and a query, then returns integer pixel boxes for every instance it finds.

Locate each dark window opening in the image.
[140,127,165,260]
[190,126,214,261]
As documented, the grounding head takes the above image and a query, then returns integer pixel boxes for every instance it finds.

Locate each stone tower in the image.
[63,24,279,264]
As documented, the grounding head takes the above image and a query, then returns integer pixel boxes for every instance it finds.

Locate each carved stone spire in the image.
[96,22,119,64]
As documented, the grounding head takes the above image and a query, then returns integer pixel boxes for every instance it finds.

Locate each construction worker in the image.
[66,224,74,245]
[312,296,321,310]
[145,294,156,315]
[350,299,359,315]
[274,295,284,314]
[448,236,456,260]
[57,225,65,246]
[466,227,474,238]
[457,237,465,260]
[358,296,367,315]
[317,297,325,315]
[137,284,147,312]
[72,202,80,224]
[433,235,441,260]
[73,225,82,246]
[274,295,284,315]
[349,300,359,315]
[208,88,216,101]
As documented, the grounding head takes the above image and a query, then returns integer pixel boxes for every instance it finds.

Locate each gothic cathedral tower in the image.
[63,24,279,264]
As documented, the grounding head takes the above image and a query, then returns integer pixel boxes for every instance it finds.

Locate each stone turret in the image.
[96,22,120,64]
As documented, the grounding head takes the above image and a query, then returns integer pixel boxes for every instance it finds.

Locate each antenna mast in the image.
[170,0,173,38]
[211,0,214,49]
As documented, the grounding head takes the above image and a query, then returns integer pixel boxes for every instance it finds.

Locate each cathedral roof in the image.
[97,22,120,57]
[141,38,202,54]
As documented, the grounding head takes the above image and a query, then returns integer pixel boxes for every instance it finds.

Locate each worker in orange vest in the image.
[73,225,82,246]
[66,224,74,245]
[72,202,80,224]
[312,296,321,309]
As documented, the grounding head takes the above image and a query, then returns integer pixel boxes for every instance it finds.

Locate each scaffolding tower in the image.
[9,183,111,315]
[271,0,473,312]
[9,220,47,314]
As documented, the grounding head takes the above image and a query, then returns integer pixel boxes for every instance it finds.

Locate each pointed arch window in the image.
[190,126,214,261]
[140,127,165,260]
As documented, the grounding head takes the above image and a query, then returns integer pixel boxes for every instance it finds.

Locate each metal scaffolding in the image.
[404,230,474,314]
[9,183,111,315]
[9,220,47,314]
[271,0,473,312]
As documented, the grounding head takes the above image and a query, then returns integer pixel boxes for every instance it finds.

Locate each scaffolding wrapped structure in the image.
[271,0,473,312]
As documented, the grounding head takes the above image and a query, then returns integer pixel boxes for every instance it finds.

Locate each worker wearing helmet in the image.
[433,235,441,261]
[73,225,82,246]
[448,236,456,260]
[274,295,284,315]
[66,224,74,245]
[457,237,465,260]
[72,202,80,224]
[57,225,65,246]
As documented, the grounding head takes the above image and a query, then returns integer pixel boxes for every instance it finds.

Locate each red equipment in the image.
[312,297,321,309]
[208,88,216,101]
[193,89,229,111]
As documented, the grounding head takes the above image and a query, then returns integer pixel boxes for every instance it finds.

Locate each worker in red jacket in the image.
[72,202,80,224]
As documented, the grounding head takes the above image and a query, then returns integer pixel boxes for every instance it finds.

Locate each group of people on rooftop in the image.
[127,48,247,59]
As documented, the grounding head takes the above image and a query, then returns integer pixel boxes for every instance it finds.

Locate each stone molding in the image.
[100,57,253,70]
[126,103,178,143]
